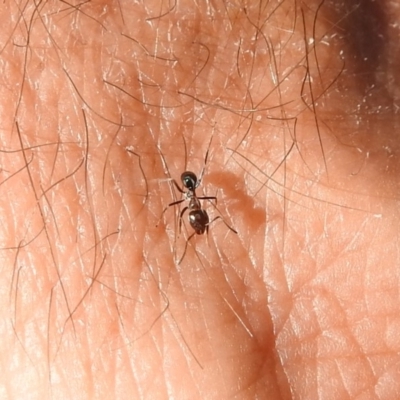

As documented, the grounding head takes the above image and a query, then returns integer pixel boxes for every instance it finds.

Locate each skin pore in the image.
[1,0,400,399]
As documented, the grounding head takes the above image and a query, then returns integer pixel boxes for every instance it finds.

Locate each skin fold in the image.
[1,0,400,399]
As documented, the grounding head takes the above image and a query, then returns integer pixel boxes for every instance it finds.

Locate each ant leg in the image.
[171,179,185,194]
[208,216,238,234]
[168,198,185,208]
[156,198,186,228]
[161,198,185,216]
[197,195,217,205]
[178,206,188,233]
[178,231,196,264]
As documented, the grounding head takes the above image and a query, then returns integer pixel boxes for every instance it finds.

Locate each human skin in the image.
[1,0,400,399]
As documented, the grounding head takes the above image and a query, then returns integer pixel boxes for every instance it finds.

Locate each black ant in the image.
[160,143,237,263]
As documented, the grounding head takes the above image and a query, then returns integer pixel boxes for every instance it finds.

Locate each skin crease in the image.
[1,0,400,399]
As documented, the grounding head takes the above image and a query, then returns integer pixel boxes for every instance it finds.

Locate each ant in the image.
[160,140,237,263]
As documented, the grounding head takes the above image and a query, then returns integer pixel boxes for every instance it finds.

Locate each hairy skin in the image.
[1,0,400,399]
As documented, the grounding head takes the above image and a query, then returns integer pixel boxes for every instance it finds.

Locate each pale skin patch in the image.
[1,1,400,399]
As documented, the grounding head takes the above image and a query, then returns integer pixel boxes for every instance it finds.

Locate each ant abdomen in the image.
[189,209,209,235]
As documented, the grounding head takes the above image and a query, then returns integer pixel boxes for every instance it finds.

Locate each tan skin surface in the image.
[1,1,400,399]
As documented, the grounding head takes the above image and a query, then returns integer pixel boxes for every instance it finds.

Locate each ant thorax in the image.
[188,196,201,211]
[184,188,195,199]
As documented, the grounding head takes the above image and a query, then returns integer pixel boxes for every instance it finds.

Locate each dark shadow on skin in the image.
[322,0,388,93]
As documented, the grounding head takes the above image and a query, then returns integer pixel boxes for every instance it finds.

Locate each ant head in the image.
[181,171,198,191]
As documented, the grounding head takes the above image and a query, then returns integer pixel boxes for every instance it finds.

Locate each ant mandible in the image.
[160,145,237,263]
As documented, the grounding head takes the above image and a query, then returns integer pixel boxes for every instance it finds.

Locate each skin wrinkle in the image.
[1,0,400,399]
